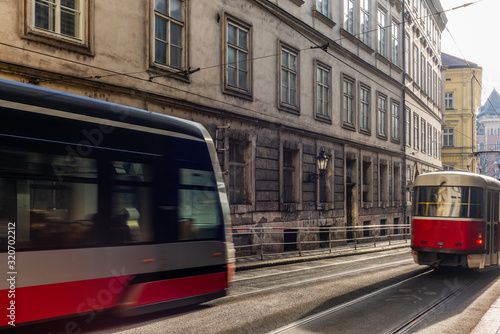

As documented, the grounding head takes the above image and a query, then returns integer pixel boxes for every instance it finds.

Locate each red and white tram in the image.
[411,171,500,268]
[0,79,235,327]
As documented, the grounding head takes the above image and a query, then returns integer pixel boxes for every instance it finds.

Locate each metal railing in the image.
[230,224,411,261]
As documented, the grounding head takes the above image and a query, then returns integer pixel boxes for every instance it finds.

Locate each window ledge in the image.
[313,10,336,28]
[289,0,304,6]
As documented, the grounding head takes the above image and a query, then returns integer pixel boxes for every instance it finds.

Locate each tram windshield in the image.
[413,186,484,218]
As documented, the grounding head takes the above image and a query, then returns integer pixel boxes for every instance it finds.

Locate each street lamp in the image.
[309,150,329,182]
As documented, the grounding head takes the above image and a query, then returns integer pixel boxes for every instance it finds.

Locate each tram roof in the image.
[414,171,500,189]
[0,78,207,141]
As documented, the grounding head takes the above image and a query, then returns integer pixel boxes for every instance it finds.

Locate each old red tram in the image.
[411,171,500,268]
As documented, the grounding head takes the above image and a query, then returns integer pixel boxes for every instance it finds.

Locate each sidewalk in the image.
[235,240,410,271]
[234,242,500,334]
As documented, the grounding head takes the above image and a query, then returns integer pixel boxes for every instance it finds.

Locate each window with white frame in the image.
[427,124,432,155]
[406,108,411,146]
[405,33,410,74]
[344,0,354,34]
[377,93,387,137]
[154,0,185,70]
[427,63,432,97]
[360,84,370,132]
[360,0,370,45]
[414,113,419,150]
[377,8,386,56]
[421,119,426,153]
[280,45,299,110]
[421,54,426,92]
[32,0,84,40]
[391,102,400,141]
[224,16,251,96]
[316,62,331,119]
[343,76,355,127]
[433,72,437,103]
[433,128,437,158]
[391,20,399,66]
[445,92,454,109]
[443,128,454,147]
[413,45,419,84]
[316,0,329,17]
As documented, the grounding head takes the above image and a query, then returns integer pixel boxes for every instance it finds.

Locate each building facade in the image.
[441,53,482,173]
[477,89,500,178]
[0,0,445,251]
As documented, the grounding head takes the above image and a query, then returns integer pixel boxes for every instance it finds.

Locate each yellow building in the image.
[441,53,482,172]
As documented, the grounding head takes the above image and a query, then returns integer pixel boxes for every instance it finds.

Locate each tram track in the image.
[227,257,416,300]
[389,278,476,334]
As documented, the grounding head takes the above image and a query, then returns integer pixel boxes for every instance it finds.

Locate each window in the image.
[316,0,329,16]
[280,45,299,111]
[433,72,437,103]
[360,85,370,132]
[443,128,454,147]
[224,16,251,96]
[421,119,426,153]
[154,0,185,70]
[178,169,221,240]
[380,162,388,203]
[33,0,84,40]
[360,0,370,45]
[414,186,484,219]
[342,76,355,128]
[377,8,386,56]
[427,124,432,155]
[391,102,400,141]
[344,0,355,34]
[421,54,426,92]
[427,63,432,97]
[316,62,331,119]
[438,131,442,157]
[391,20,399,66]
[363,159,372,203]
[229,140,249,205]
[433,128,437,158]
[405,108,411,146]
[445,92,454,109]
[404,33,410,74]
[377,94,387,137]
[413,46,419,84]
[414,113,419,150]
[25,0,91,53]
[283,149,297,204]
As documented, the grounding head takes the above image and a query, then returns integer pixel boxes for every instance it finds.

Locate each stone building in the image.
[0,0,445,251]
[441,53,482,173]
[477,89,500,178]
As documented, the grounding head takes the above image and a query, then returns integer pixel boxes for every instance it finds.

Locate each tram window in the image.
[0,178,97,251]
[177,168,222,240]
[112,161,152,182]
[111,185,153,243]
[414,186,483,218]
[1,149,97,180]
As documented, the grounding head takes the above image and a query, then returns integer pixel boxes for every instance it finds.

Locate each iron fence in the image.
[230,224,411,261]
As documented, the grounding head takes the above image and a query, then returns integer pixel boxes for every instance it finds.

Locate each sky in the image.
[439,0,500,106]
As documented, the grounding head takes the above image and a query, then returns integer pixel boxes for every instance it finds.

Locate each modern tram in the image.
[411,171,500,269]
[0,78,235,327]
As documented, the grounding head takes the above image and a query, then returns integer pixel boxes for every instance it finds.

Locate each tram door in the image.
[493,191,499,265]
[487,190,499,266]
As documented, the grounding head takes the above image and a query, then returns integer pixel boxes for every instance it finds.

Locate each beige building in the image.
[441,53,482,172]
[0,0,445,250]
